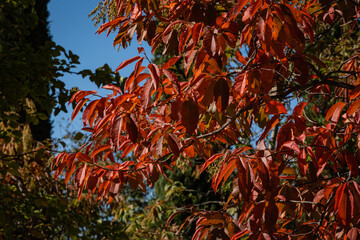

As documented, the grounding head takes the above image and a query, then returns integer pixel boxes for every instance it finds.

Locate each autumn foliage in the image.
[52,0,360,239]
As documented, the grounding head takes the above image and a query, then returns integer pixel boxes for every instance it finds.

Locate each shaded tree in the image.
[0,1,127,239]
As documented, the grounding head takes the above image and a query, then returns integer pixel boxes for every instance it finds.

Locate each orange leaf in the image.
[231,230,250,240]
[71,98,88,121]
[350,85,360,100]
[347,99,360,115]
[91,144,111,159]
[115,56,142,72]
[213,158,236,193]
[258,115,280,144]
[96,17,124,35]
[69,90,97,104]
[230,146,252,157]
[82,100,99,126]
[193,227,209,240]
[76,152,92,163]
[235,51,247,65]
[163,69,180,94]
[192,22,203,46]
[201,153,224,173]
[162,56,181,70]
[229,0,249,20]
[166,210,187,227]
[325,102,346,123]
[65,154,77,185]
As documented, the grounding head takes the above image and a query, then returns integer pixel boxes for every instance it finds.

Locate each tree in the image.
[53,0,360,239]
[0,1,128,239]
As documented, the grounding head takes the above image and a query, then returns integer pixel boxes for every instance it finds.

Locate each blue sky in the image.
[48,0,149,139]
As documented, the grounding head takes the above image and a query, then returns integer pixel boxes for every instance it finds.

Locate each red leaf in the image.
[292,102,307,116]
[115,56,142,72]
[325,102,346,123]
[265,100,287,115]
[96,17,124,35]
[87,173,98,191]
[137,47,144,54]
[82,100,99,126]
[214,78,230,112]
[210,34,217,56]
[75,164,87,187]
[53,153,69,179]
[109,181,121,196]
[347,228,360,240]
[256,15,266,42]
[102,84,122,95]
[265,201,278,232]
[335,183,347,225]
[181,98,199,134]
[193,227,209,240]
[298,147,307,175]
[110,116,124,150]
[167,133,181,157]
[141,79,154,109]
[135,73,151,84]
[242,0,261,23]
[71,98,88,122]
[282,141,300,153]
[148,63,160,90]
[345,152,359,177]
[126,114,138,143]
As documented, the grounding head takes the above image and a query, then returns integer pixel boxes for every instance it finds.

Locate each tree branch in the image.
[274,79,355,100]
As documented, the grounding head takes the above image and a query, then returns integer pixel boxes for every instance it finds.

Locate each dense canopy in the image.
[52,0,360,239]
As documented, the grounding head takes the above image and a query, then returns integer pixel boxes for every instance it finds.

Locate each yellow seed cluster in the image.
[89,0,117,26]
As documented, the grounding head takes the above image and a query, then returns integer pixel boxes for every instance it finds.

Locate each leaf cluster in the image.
[53,0,360,239]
